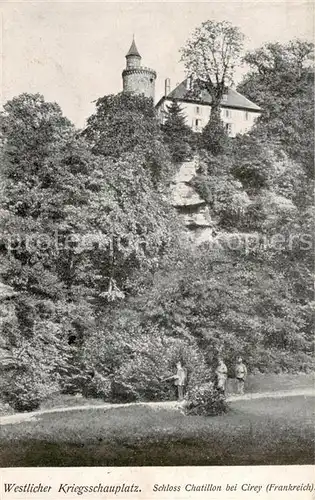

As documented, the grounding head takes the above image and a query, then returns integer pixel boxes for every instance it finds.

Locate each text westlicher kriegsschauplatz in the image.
[2,481,315,495]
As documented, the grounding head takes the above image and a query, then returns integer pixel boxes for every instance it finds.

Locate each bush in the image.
[0,320,74,412]
[106,333,209,403]
[246,348,315,374]
[1,368,59,412]
[58,346,96,396]
[83,321,212,402]
[200,115,229,156]
[110,379,141,403]
[185,382,228,416]
[59,370,90,395]
[81,372,112,400]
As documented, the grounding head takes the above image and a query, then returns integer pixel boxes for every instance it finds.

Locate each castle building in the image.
[122,39,261,137]
[122,38,156,100]
[156,78,261,137]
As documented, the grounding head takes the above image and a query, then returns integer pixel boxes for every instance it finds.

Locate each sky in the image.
[0,1,313,127]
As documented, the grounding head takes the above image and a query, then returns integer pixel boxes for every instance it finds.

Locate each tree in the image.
[0,92,181,409]
[82,92,181,300]
[162,100,194,162]
[243,40,313,85]
[0,92,179,315]
[0,94,105,407]
[0,94,102,301]
[132,235,314,373]
[180,20,244,154]
[238,40,314,177]
[199,117,228,156]
[82,150,181,303]
[83,92,172,186]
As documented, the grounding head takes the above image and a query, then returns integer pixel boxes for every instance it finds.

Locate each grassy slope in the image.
[34,372,314,412]
[240,373,315,394]
[1,373,313,416]
[1,395,314,467]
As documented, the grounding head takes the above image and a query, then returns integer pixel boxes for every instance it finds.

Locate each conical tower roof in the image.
[126,37,141,58]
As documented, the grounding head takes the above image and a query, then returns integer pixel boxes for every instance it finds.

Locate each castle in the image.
[122,38,257,245]
[122,37,156,100]
[122,38,261,137]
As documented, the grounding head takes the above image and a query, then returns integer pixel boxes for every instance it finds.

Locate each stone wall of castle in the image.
[122,68,156,100]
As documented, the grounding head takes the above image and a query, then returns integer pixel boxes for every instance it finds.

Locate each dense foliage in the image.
[161,101,194,162]
[0,37,313,413]
[238,40,314,177]
[83,92,172,186]
[180,20,244,155]
[83,316,210,403]
[200,116,229,156]
[0,92,180,410]
[180,20,244,116]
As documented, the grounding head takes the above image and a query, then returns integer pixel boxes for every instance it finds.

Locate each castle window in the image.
[196,106,201,115]
[195,119,202,128]
[224,109,231,118]
[222,94,228,102]
[225,123,233,135]
[244,111,249,120]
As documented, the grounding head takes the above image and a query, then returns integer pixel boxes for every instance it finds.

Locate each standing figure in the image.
[174,361,187,401]
[235,357,247,394]
[161,361,187,401]
[174,361,186,401]
[215,358,228,395]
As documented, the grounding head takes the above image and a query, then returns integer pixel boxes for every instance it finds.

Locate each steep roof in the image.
[157,79,261,112]
[126,38,141,58]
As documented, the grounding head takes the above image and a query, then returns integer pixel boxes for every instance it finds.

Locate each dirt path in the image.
[1,388,314,426]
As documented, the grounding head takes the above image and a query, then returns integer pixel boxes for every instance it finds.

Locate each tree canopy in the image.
[0,92,180,409]
[83,92,172,186]
[180,20,244,115]
[180,20,244,154]
[161,100,194,162]
[238,40,314,177]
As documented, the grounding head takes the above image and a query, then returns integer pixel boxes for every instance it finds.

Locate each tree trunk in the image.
[209,97,222,124]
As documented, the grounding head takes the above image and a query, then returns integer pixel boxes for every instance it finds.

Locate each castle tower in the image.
[122,37,156,100]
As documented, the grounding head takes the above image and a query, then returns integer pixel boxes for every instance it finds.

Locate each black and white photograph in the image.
[0,0,314,477]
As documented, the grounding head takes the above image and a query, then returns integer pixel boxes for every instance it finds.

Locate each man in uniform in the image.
[162,361,187,401]
[215,358,228,395]
[235,357,247,395]
[173,361,187,401]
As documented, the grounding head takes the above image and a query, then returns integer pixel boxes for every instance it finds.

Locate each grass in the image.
[223,372,314,395]
[1,373,312,416]
[240,372,315,394]
[1,395,314,467]
[43,373,315,409]
[40,393,106,410]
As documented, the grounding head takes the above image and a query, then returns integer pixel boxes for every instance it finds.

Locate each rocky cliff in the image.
[170,157,214,245]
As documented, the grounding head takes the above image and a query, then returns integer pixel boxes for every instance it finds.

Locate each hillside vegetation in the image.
[0,39,314,412]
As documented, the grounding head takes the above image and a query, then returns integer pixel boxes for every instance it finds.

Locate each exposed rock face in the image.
[171,182,205,208]
[170,157,214,245]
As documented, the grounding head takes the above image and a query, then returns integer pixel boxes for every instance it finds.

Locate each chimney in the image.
[165,78,171,97]
[186,76,192,90]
